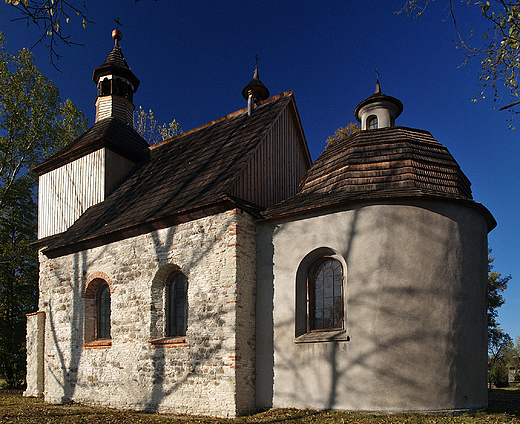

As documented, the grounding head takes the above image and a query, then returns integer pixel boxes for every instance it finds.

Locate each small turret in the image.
[242,66,270,116]
[93,30,140,126]
[354,80,403,130]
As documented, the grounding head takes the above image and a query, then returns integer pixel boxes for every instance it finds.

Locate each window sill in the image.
[294,330,349,344]
[82,339,112,349]
[149,336,188,348]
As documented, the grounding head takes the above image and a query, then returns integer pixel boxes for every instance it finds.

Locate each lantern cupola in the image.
[354,80,403,130]
[93,30,140,126]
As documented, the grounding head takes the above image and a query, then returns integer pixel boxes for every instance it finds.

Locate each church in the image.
[24,30,495,417]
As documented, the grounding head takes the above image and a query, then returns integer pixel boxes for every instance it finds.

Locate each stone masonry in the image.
[30,209,256,418]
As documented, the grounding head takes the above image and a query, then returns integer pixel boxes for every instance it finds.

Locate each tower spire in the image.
[375,69,381,94]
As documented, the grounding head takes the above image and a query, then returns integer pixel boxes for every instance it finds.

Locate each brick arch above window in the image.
[149,263,189,347]
[83,271,113,299]
[151,264,183,288]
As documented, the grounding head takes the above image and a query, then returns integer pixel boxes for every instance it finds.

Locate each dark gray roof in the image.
[41,93,294,257]
[102,45,130,69]
[92,45,140,90]
[262,126,495,230]
[33,117,150,175]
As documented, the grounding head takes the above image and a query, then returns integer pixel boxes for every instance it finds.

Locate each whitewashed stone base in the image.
[24,311,45,398]
[30,209,256,418]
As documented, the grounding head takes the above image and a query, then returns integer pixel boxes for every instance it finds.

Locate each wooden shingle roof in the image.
[41,92,295,257]
[32,117,150,175]
[262,126,496,230]
[92,43,140,90]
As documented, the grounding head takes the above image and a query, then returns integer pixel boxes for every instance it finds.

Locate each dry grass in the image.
[0,389,519,423]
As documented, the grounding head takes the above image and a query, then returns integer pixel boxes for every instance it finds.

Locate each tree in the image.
[0,32,87,388]
[399,0,520,119]
[326,122,360,145]
[133,106,181,146]
[488,250,512,344]
[487,249,512,387]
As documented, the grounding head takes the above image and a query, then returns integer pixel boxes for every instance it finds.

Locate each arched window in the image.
[368,115,378,130]
[98,283,111,339]
[166,272,188,337]
[82,273,112,347]
[308,257,343,331]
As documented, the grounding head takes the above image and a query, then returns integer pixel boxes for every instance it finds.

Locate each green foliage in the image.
[399,0,520,119]
[0,33,87,211]
[489,337,520,387]
[326,122,360,145]
[0,32,87,388]
[0,177,37,389]
[488,250,512,344]
[133,106,181,146]
[486,249,513,387]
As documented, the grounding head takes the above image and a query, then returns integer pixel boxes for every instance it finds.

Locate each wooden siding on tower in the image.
[38,149,137,239]
[229,104,309,208]
[95,96,133,125]
[39,150,105,239]
[105,149,137,196]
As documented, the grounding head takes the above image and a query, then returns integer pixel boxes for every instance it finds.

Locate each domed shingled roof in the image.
[301,126,471,197]
[263,126,495,230]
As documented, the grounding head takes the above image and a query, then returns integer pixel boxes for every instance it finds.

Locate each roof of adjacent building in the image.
[41,92,296,257]
[262,126,496,230]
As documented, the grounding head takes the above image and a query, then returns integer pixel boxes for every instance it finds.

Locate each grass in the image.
[0,389,519,423]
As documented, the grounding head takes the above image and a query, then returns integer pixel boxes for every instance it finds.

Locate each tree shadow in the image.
[259,200,488,413]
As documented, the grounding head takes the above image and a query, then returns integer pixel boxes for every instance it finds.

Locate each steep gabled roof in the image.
[32,117,150,175]
[263,126,496,230]
[41,92,296,257]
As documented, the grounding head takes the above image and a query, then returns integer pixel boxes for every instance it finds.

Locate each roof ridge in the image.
[151,90,294,150]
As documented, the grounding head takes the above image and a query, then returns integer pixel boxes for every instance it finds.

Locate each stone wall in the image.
[33,209,256,418]
[24,311,45,398]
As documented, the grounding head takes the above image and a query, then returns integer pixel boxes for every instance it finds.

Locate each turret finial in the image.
[112,29,122,46]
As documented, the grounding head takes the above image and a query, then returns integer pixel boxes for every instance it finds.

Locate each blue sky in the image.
[2,1,519,340]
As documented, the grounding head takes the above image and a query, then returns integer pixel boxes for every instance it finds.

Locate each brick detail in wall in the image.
[35,210,257,418]
[83,271,113,298]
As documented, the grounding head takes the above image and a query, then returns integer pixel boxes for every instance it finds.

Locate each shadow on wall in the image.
[40,122,264,413]
[45,212,246,414]
[45,247,109,403]
[262,201,487,411]
[144,222,231,412]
